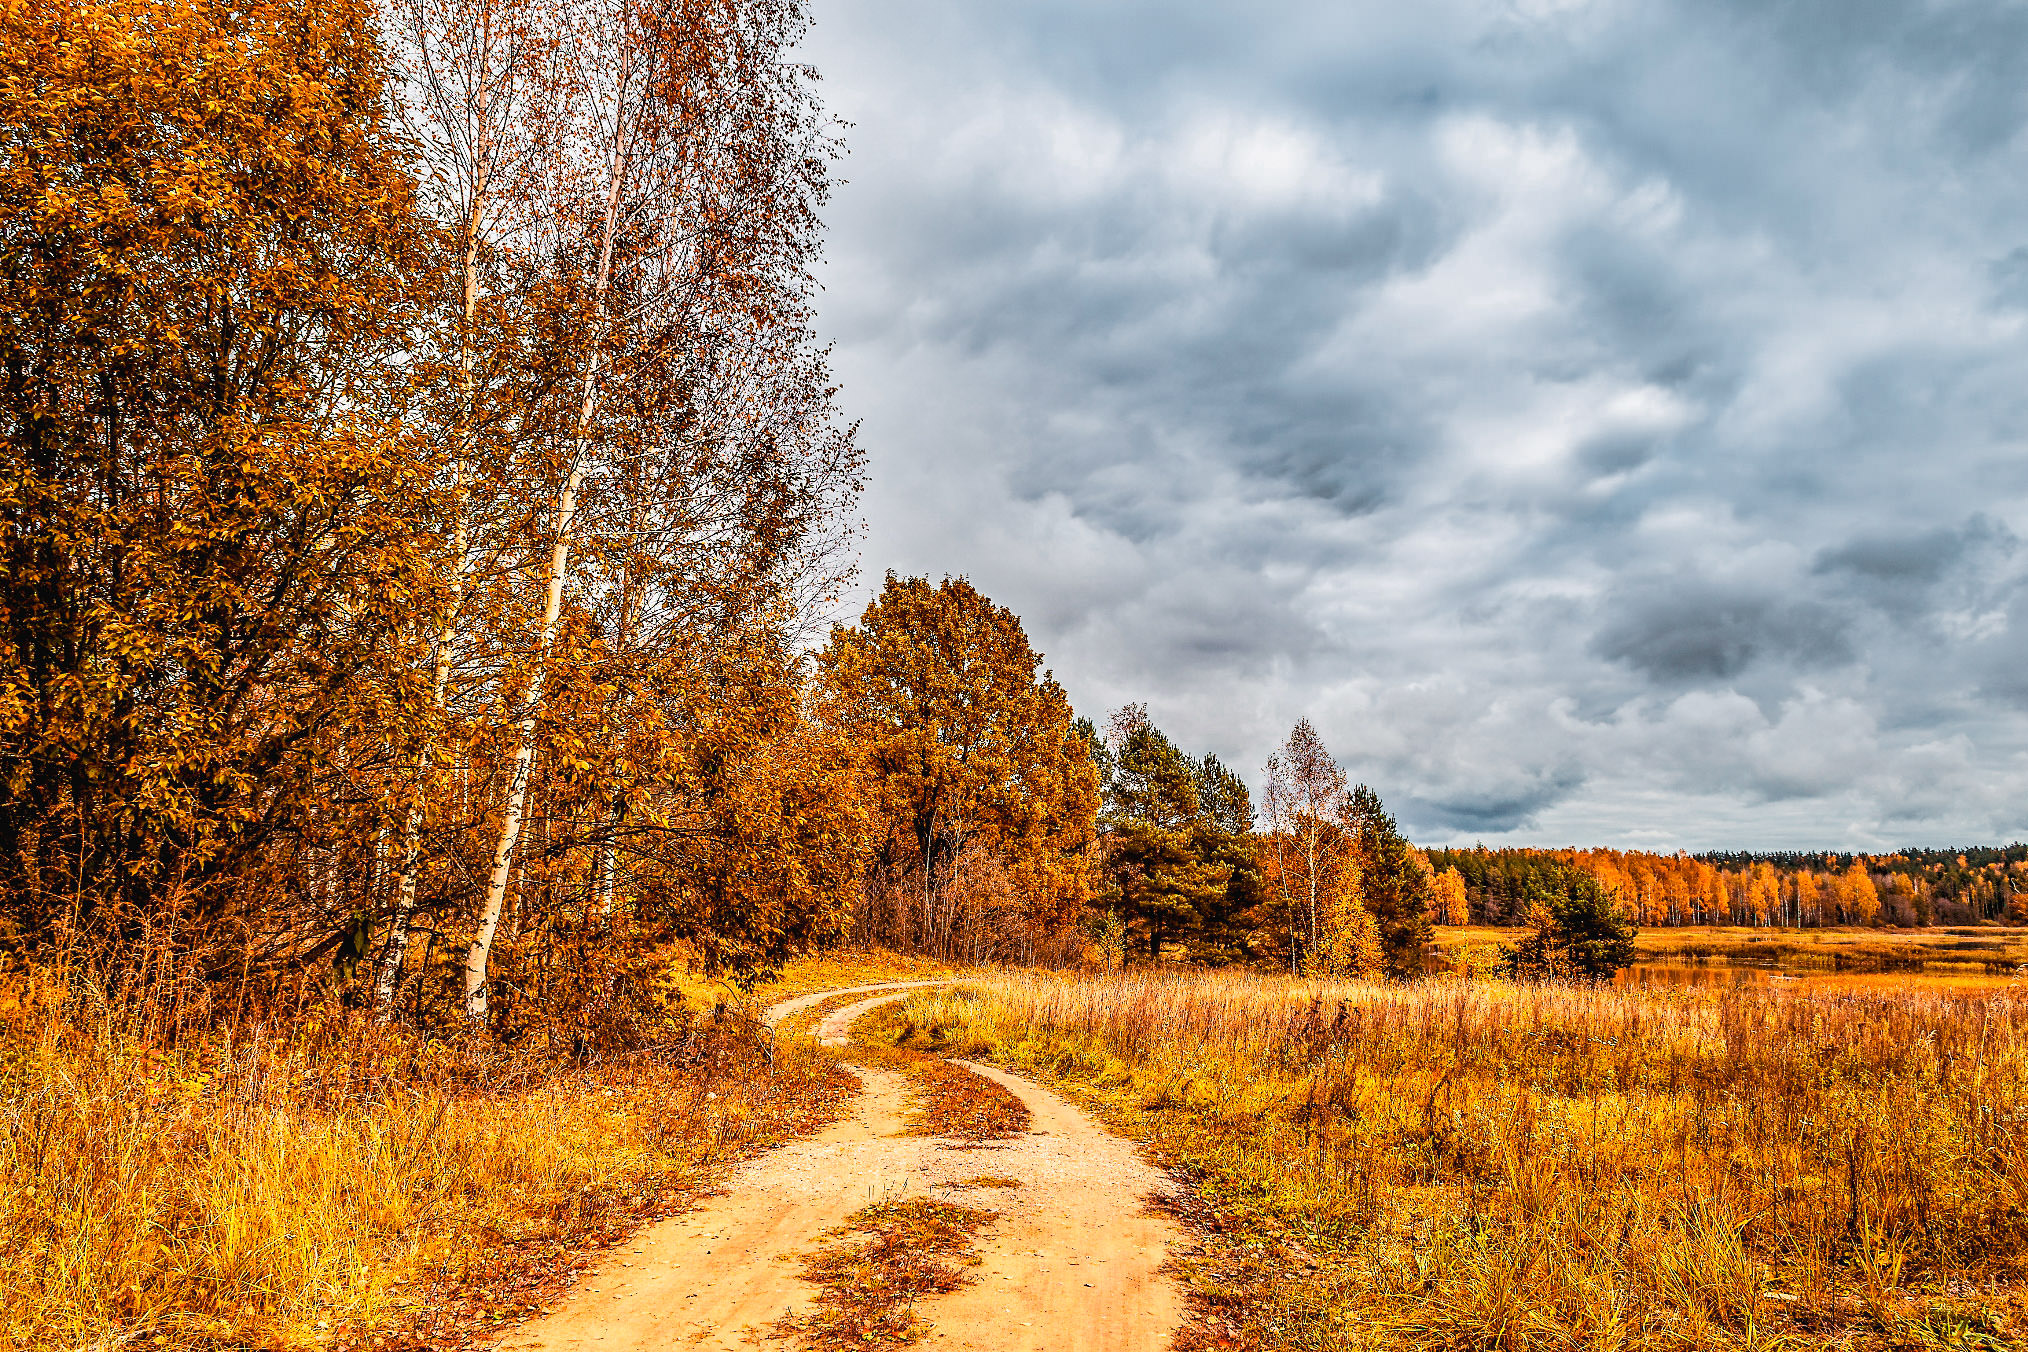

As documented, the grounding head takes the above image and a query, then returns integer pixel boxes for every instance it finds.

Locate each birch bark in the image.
[376,0,506,1016]
[465,50,633,1024]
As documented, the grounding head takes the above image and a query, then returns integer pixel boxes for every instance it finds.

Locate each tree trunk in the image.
[378,19,496,1019]
[466,83,629,1026]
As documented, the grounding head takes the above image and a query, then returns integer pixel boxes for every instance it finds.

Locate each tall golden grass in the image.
[902,970,2028,1349]
[1434,923,2028,975]
[0,972,846,1351]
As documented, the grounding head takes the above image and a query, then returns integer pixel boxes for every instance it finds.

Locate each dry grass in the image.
[759,950,966,1002]
[1435,925,2028,976]
[768,982,1030,1144]
[767,1196,999,1351]
[897,970,2028,1350]
[0,974,853,1352]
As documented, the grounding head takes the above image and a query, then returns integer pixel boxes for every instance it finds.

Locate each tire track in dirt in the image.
[497,982,1183,1352]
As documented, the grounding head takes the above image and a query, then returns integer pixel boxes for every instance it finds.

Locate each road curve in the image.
[497,981,1184,1352]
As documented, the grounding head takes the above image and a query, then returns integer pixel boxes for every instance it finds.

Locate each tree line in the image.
[1427,845,2028,930]
[2,0,872,1042]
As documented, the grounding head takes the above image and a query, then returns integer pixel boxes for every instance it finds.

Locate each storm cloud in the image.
[800,0,2028,850]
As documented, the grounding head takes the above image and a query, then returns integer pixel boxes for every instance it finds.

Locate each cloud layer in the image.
[802,0,2028,850]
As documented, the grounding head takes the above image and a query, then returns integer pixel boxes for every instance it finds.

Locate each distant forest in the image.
[1425,845,2028,929]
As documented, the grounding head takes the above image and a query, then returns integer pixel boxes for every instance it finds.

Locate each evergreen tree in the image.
[1340,785,1435,977]
[1188,753,1263,961]
[1502,867,1637,981]
[1101,721,1229,958]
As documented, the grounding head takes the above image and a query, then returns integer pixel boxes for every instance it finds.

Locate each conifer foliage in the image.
[1341,784,1435,977]
[1502,865,1638,981]
[1092,706,1259,961]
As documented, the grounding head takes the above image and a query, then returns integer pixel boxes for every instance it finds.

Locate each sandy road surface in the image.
[498,981,1184,1352]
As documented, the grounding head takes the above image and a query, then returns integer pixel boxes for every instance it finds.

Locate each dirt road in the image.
[498,982,1184,1352]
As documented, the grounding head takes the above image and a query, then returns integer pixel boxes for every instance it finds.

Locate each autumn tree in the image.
[1432,864,1470,926]
[0,0,438,963]
[365,0,555,1016]
[1835,860,1882,925]
[1259,718,1351,972]
[408,0,859,1022]
[817,574,1098,960]
[0,0,866,1037]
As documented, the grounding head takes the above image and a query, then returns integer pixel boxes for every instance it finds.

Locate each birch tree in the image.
[1261,718,1349,970]
[375,0,549,1015]
[463,0,853,1022]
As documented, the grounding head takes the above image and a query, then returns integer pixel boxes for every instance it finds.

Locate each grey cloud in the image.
[1977,591,2028,710]
[1404,767,1587,834]
[1591,586,1853,685]
[1816,525,1978,585]
[1813,517,2021,626]
[805,0,2028,849]
[1994,248,2028,311]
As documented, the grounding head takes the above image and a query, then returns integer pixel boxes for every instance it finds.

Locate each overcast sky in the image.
[799,0,2028,852]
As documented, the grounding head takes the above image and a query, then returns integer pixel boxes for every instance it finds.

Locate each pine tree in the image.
[1105,723,1226,957]
[1502,866,1636,981]
[1340,785,1435,977]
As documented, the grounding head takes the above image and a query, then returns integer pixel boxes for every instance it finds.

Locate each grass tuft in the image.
[842,1000,1031,1145]
[769,1196,999,1350]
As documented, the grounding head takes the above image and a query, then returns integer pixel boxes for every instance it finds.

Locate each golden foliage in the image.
[0,0,867,1017]
[818,574,1099,961]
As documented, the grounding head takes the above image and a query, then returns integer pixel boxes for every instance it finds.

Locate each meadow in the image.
[888,968,2028,1350]
[1434,924,2028,979]
[0,956,951,1352]
[12,943,2027,1351]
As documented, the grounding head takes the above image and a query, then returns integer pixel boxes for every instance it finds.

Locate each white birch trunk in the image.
[377,58,492,1019]
[597,828,617,923]
[465,92,630,1025]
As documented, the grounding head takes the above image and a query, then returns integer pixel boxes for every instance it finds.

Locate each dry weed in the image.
[900,970,2028,1350]
[767,1196,999,1350]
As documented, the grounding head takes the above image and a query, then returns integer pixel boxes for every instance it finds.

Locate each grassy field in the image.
[1434,924,2028,977]
[0,951,945,1352]
[13,948,2025,1349]
[892,969,2028,1350]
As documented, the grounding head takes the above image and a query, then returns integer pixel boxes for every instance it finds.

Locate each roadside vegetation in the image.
[0,954,970,1352]
[0,981,843,1351]
[894,970,2028,1350]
